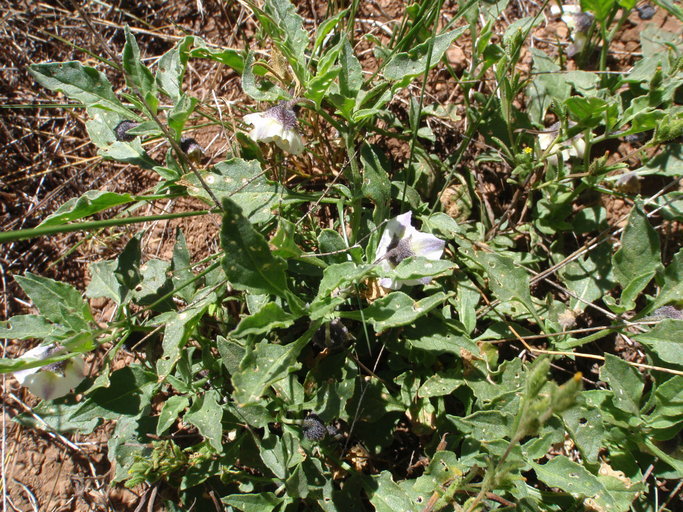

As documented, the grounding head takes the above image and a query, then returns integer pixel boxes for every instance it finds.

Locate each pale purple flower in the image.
[243,101,304,155]
[374,211,446,290]
[13,344,85,400]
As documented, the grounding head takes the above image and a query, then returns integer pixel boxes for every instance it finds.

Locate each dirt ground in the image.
[1,0,681,510]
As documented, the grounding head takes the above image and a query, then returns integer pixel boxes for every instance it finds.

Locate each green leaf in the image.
[71,365,157,421]
[263,0,309,66]
[565,96,608,127]
[270,218,303,258]
[99,139,158,169]
[15,273,92,326]
[232,302,297,337]
[122,26,157,110]
[222,493,283,512]
[503,16,542,46]
[635,143,683,177]
[168,94,198,139]
[339,38,362,97]
[242,52,288,101]
[384,28,467,82]
[360,144,391,221]
[260,429,304,481]
[561,401,605,463]
[131,259,174,309]
[185,390,224,453]
[171,229,196,303]
[189,38,244,73]
[419,369,464,398]
[115,234,142,304]
[15,399,99,434]
[613,205,660,297]
[156,36,193,102]
[232,329,312,405]
[0,315,57,340]
[447,410,512,442]
[217,336,246,375]
[390,257,454,282]
[156,395,190,435]
[559,245,614,313]
[314,262,374,300]
[366,471,416,512]
[635,320,683,367]
[581,0,617,22]
[532,455,639,511]
[187,158,290,224]
[220,198,290,297]
[600,354,644,415]
[29,62,133,118]
[478,252,538,322]
[342,291,448,332]
[156,300,212,378]
[527,48,570,122]
[86,260,124,305]
[38,191,135,227]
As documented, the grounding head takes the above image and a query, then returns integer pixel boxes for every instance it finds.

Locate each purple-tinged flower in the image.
[243,101,304,155]
[374,211,446,290]
[13,344,85,400]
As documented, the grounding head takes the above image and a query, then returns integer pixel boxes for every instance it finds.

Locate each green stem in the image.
[0,210,211,243]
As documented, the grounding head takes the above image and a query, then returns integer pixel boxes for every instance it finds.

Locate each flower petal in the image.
[409,232,446,260]
[375,211,414,261]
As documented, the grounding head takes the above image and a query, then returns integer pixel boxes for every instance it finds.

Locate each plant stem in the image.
[0,210,210,243]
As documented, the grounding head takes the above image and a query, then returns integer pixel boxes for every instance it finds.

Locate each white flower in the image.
[538,121,586,166]
[374,211,446,290]
[550,3,594,57]
[13,344,85,400]
[243,101,304,155]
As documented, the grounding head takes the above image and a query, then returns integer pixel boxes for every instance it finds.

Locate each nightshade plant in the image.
[1,0,683,510]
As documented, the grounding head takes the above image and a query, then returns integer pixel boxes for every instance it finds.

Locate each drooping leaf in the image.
[0,315,57,340]
[600,354,644,415]
[220,198,290,298]
[29,61,134,118]
[232,329,312,405]
[38,191,135,227]
[171,229,196,303]
[156,36,194,102]
[122,25,157,112]
[222,493,284,512]
[342,291,448,332]
[71,365,157,421]
[635,319,683,367]
[366,471,416,512]
[187,158,291,224]
[15,273,92,327]
[384,28,467,82]
[185,390,224,453]
[156,395,190,435]
[232,302,298,338]
[613,205,660,306]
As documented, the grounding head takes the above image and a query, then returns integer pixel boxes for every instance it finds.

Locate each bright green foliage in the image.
[3,1,683,510]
